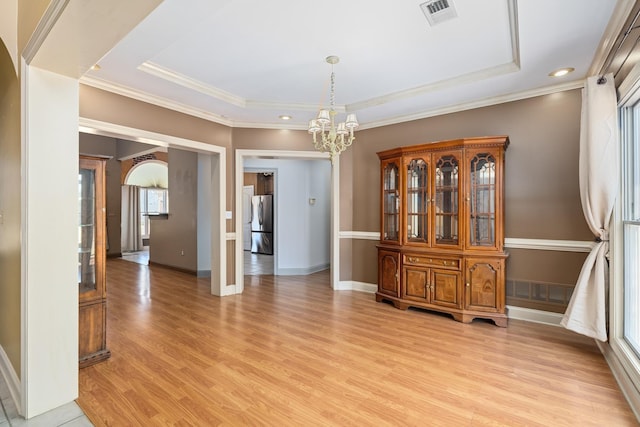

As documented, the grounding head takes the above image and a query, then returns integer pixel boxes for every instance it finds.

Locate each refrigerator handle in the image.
[258,200,264,225]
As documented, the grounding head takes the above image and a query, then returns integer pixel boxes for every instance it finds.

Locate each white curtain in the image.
[121,185,143,252]
[561,73,618,342]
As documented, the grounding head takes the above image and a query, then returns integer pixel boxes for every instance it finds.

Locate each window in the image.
[622,102,640,355]
[139,188,169,238]
[612,74,640,399]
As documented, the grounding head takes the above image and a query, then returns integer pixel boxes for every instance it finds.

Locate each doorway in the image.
[235,150,340,293]
[79,118,228,295]
[243,170,275,276]
[121,159,169,266]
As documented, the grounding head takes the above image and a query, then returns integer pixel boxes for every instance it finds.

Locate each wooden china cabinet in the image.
[78,155,111,367]
[376,136,509,326]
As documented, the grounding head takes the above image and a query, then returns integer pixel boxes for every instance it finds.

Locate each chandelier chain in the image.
[330,71,335,111]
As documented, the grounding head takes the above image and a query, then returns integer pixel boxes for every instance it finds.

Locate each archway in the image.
[122,159,169,256]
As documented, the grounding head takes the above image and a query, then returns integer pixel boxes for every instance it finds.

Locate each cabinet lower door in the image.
[465,258,504,312]
[403,267,429,302]
[79,300,111,368]
[378,249,401,298]
[431,269,461,308]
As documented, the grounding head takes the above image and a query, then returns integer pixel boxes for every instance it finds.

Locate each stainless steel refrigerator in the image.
[251,195,273,255]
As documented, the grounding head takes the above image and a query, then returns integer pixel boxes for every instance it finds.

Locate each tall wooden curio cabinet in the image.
[78,156,111,367]
[376,136,509,326]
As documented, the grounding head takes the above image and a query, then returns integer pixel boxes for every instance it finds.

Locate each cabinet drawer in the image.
[403,254,460,270]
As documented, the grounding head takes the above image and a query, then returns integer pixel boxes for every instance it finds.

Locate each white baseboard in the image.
[505,305,563,326]
[277,264,329,276]
[0,345,21,416]
[597,341,640,421]
[335,281,377,293]
[221,284,237,296]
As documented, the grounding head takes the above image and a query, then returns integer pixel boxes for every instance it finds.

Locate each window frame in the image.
[610,65,640,396]
[139,187,169,239]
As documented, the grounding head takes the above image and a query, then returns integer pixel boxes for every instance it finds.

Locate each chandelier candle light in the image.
[308,56,359,164]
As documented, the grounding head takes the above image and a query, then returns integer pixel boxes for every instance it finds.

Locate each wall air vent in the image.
[420,0,458,26]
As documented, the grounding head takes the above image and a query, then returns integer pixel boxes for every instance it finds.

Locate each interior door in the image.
[242,185,254,251]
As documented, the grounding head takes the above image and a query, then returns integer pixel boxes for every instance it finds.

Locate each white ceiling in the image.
[80,0,621,130]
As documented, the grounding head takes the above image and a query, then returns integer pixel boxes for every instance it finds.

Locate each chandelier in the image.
[308,56,359,164]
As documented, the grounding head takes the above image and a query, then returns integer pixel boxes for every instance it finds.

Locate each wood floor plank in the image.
[76,259,638,426]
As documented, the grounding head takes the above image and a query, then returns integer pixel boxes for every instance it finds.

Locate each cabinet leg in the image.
[393,301,409,310]
[451,313,473,324]
[493,317,508,328]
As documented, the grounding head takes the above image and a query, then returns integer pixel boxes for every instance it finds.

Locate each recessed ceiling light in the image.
[90,64,101,71]
[549,67,575,77]
[279,115,292,120]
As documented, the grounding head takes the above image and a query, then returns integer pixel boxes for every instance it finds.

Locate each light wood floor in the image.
[77,259,638,426]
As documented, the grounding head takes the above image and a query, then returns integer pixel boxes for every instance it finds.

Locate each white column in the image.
[21,64,79,418]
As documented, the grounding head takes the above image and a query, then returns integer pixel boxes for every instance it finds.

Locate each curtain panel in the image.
[561,73,619,341]
[121,184,143,252]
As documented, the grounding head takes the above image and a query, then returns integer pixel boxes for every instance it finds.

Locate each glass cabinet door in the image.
[382,160,400,242]
[78,166,97,294]
[468,151,498,248]
[78,157,105,300]
[405,157,429,244]
[434,152,460,247]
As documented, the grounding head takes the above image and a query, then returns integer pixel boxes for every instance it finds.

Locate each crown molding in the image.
[82,74,584,132]
[138,61,346,113]
[22,0,70,64]
[588,0,637,76]
[348,61,520,112]
[357,79,585,130]
[80,76,234,127]
[139,61,246,108]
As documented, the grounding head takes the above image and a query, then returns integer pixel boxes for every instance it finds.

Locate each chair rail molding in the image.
[338,231,595,253]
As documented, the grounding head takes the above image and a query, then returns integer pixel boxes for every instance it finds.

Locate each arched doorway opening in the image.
[122,159,169,263]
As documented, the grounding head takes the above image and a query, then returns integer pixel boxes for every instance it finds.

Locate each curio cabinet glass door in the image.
[433,151,462,249]
[381,159,401,244]
[78,156,110,367]
[404,156,430,246]
[466,148,503,251]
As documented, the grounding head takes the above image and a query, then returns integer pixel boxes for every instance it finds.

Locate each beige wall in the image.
[0,37,21,376]
[349,89,591,302]
[149,148,198,272]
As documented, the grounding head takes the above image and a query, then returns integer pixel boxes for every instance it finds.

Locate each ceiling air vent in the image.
[420,0,457,26]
